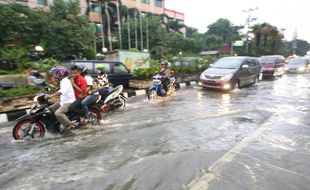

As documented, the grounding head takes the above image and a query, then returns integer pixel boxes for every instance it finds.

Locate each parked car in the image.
[67,60,132,88]
[259,55,285,78]
[199,57,262,91]
[286,58,310,73]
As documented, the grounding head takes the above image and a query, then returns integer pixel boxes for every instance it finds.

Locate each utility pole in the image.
[243,7,258,55]
[116,0,122,49]
[134,9,138,49]
[146,14,149,51]
[127,7,131,49]
[292,29,298,55]
[139,11,144,51]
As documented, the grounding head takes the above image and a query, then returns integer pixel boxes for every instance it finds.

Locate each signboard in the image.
[105,50,150,72]
[119,51,150,71]
[233,40,244,47]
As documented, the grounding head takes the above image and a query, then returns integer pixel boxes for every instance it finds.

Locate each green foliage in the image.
[24,58,61,72]
[0,2,94,60]
[0,86,41,98]
[0,47,28,71]
[133,67,161,79]
[121,16,203,60]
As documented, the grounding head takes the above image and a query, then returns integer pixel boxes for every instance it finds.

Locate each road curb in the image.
[0,80,198,123]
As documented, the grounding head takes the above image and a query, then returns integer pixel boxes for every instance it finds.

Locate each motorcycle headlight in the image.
[221,74,233,81]
[33,96,38,103]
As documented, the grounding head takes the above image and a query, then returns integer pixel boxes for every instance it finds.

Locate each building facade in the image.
[0,0,185,35]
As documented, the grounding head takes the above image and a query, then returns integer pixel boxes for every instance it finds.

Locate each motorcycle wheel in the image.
[89,109,101,124]
[12,120,45,140]
[148,90,158,101]
[119,96,126,108]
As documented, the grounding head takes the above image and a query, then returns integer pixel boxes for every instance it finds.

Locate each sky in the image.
[165,0,310,42]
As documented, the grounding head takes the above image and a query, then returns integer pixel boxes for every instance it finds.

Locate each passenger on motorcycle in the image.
[95,65,110,97]
[96,65,109,88]
[80,67,98,123]
[45,66,76,131]
[69,65,88,124]
[160,61,171,93]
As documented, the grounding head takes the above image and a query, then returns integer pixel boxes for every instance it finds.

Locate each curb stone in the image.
[0,80,198,123]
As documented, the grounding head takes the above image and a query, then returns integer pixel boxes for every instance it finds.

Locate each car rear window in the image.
[260,57,276,64]
[73,62,94,71]
[288,59,307,65]
[94,63,111,73]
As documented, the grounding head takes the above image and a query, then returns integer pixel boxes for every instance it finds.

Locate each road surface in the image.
[0,74,309,190]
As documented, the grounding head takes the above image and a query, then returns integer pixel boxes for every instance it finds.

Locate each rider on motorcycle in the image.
[45,66,76,131]
[80,67,98,123]
[160,61,171,93]
[69,65,88,124]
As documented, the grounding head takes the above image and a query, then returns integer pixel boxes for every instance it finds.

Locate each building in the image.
[87,0,185,35]
[1,0,185,36]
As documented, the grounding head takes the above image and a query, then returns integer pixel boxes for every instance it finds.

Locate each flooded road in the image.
[1,74,310,190]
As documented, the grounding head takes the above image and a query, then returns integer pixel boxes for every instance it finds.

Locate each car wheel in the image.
[233,80,240,89]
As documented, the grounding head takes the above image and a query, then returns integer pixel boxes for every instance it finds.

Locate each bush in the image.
[133,67,161,79]
[0,86,41,98]
[24,58,62,72]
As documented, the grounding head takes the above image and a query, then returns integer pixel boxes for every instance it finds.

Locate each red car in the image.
[259,55,285,78]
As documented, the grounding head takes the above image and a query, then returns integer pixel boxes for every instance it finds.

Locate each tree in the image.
[0,2,94,60]
[206,18,242,44]
[295,39,310,56]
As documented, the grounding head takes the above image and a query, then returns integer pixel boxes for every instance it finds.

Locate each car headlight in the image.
[284,67,289,71]
[221,74,233,81]
[298,67,305,72]
[200,73,206,79]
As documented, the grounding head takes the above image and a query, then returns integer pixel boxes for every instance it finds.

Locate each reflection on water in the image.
[219,93,231,113]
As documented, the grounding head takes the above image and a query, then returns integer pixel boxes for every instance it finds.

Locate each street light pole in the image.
[98,0,106,52]
[243,7,258,55]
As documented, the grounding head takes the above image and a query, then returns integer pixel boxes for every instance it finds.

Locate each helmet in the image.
[96,65,105,71]
[49,66,69,80]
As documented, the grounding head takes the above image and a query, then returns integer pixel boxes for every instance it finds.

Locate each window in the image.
[95,63,111,73]
[74,62,94,71]
[16,0,28,2]
[113,63,128,73]
[154,0,162,7]
[90,3,100,13]
[141,0,150,4]
[37,0,47,6]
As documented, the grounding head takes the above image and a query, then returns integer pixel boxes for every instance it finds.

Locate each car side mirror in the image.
[242,64,249,69]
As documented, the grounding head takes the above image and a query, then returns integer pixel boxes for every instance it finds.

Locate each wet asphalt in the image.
[0,74,310,190]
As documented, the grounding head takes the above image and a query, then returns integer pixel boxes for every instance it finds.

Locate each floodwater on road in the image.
[0,74,310,190]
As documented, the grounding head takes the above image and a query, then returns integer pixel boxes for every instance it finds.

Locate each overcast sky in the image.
[165,0,310,42]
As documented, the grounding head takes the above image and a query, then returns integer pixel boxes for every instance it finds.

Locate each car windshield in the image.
[288,59,307,65]
[212,58,242,69]
[260,57,276,64]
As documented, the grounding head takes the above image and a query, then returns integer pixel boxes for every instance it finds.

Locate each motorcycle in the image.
[12,85,126,140]
[12,94,102,140]
[93,85,127,113]
[147,74,176,101]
